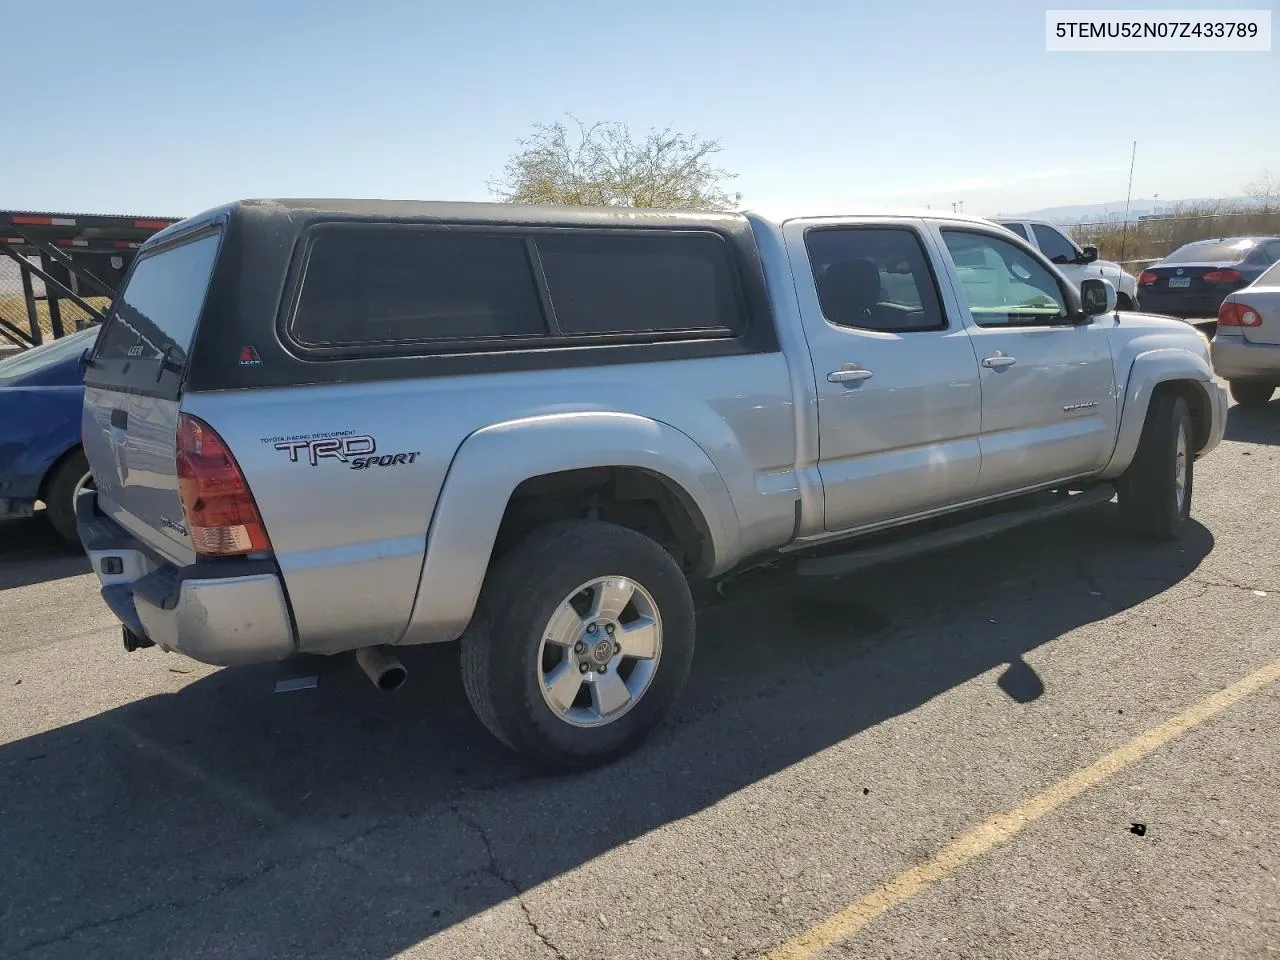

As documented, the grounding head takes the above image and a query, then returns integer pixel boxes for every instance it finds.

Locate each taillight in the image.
[1139,270,1158,286]
[176,413,271,556]
[1218,301,1262,327]
[1203,268,1243,284]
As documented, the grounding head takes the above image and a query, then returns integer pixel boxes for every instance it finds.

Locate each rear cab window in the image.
[1000,222,1029,241]
[286,225,745,355]
[88,229,222,397]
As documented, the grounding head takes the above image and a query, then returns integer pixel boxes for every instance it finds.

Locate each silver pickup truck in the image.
[76,200,1227,767]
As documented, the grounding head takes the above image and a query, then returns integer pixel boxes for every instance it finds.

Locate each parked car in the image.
[1211,258,1280,406]
[0,325,99,543]
[76,200,1226,767]
[992,217,1141,309]
[1138,236,1280,320]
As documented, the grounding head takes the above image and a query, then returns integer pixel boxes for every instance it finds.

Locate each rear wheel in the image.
[461,520,695,768]
[44,448,92,546]
[1116,392,1192,541]
[1229,380,1275,408]
[1116,293,1134,310]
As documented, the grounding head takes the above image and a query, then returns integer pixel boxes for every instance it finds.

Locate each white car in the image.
[993,218,1140,310]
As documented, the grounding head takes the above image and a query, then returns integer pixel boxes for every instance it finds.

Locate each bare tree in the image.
[1245,169,1278,212]
[490,117,741,210]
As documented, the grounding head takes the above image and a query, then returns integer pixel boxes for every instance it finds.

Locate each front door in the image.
[786,220,983,533]
[934,225,1118,495]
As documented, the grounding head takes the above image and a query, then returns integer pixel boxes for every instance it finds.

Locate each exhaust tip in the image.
[355,645,407,692]
[377,665,407,691]
[122,626,154,652]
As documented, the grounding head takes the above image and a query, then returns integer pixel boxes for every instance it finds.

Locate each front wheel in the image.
[1116,392,1192,541]
[1229,381,1275,408]
[1116,293,1135,311]
[461,520,695,768]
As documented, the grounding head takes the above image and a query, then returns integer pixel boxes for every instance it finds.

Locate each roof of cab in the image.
[742,206,1002,229]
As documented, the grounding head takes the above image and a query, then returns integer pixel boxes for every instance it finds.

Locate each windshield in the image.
[1164,239,1257,264]
[0,326,99,386]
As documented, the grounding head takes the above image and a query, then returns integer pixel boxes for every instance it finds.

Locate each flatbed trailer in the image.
[0,209,181,350]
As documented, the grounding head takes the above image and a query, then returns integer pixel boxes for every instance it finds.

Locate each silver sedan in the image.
[1212,259,1280,407]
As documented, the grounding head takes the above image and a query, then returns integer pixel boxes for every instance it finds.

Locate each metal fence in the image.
[0,210,180,351]
[1063,209,1280,271]
[0,252,106,348]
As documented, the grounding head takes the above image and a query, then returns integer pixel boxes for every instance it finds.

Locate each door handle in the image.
[982,353,1017,369]
[828,367,874,383]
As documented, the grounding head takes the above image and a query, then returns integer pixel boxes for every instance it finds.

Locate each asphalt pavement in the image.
[2,402,1278,959]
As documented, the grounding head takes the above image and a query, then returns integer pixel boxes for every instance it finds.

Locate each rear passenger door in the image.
[785,220,983,532]
[933,225,1118,495]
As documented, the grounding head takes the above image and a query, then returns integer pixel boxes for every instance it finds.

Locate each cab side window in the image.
[1031,223,1079,264]
[941,230,1070,327]
[805,227,946,333]
[1002,222,1030,241]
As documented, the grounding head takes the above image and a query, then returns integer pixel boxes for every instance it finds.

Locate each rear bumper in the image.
[76,491,296,666]
[1211,337,1280,383]
[1139,290,1230,319]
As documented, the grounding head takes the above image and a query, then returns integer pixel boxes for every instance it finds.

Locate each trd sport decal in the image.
[267,433,420,470]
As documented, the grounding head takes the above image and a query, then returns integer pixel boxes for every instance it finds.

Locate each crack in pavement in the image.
[9,857,289,957]
[449,803,570,960]
[1189,571,1280,594]
[6,811,402,957]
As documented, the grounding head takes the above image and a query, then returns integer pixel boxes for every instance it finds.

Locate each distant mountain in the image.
[998,196,1251,225]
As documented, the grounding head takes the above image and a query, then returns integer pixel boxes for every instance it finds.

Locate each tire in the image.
[44,448,92,546]
[1116,293,1134,311]
[461,520,695,769]
[1116,392,1192,541]
[1229,381,1275,408]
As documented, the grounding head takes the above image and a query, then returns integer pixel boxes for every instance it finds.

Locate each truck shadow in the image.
[0,507,1213,958]
[0,514,91,590]
[1224,402,1280,445]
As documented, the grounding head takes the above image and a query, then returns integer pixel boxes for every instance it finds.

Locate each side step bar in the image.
[796,486,1115,579]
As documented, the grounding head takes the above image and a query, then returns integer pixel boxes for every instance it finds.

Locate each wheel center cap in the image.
[590,638,614,665]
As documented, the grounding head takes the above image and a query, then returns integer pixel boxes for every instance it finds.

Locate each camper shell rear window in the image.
[87,227,222,397]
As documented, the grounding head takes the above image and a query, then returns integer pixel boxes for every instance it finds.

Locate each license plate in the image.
[1169,276,1191,288]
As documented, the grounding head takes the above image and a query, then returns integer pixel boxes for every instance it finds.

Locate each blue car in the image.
[0,326,99,544]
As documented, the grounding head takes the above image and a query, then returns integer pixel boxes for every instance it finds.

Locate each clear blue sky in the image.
[6,0,1277,218]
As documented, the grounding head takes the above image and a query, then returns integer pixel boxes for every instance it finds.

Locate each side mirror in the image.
[1078,245,1099,264]
[1080,277,1117,317]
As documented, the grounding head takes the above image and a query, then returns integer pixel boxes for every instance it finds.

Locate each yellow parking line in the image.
[763,655,1280,960]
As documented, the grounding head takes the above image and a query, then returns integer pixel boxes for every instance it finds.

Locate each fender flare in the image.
[1100,348,1217,479]
[397,411,740,645]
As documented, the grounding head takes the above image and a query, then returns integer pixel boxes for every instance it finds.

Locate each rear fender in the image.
[1101,348,1217,478]
[397,412,739,645]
